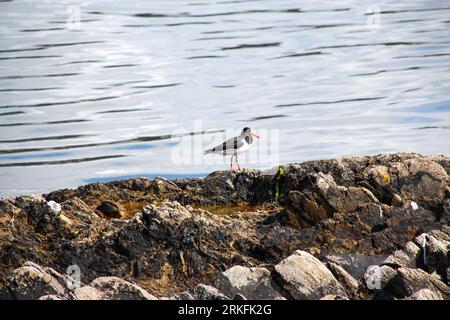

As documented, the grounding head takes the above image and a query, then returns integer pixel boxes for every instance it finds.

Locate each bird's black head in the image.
[241,127,251,135]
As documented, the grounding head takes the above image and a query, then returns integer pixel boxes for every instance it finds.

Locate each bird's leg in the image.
[230,154,234,172]
[235,153,241,171]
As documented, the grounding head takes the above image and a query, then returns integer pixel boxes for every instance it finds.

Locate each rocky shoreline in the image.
[0,152,449,300]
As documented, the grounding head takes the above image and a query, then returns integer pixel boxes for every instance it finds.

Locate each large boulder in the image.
[0,262,67,300]
[386,268,450,299]
[382,242,421,268]
[282,173,378,228]
[404,289,443,300]
[273,250,347,300]
[216,265,284,300]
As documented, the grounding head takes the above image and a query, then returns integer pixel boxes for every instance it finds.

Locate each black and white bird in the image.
[203,127,260,171]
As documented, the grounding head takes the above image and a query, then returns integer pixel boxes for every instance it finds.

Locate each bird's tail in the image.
[203,148,214,155]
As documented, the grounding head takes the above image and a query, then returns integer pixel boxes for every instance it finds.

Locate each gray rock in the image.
[38,294,65,300]
[324,253,387,279]
[404,289,443,300]
[192,284,229,300]
[3,262,67,300]
[326,261,359,296]
[273,250,347,300]
[386,267,450,299]
[382,241,420,268]
[363,265,397,291]
[216,265,283,300]
[89,277,157,300]
[414,232,449,280]
[172,291,195,300]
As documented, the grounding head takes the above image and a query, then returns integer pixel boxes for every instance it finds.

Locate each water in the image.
[1,0,450,197]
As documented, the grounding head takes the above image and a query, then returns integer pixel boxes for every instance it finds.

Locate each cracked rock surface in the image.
[0,153,449,300]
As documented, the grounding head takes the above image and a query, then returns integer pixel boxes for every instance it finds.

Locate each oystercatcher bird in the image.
[203,127,260,171]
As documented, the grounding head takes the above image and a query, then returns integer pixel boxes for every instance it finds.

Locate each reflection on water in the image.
[0,0,449,196]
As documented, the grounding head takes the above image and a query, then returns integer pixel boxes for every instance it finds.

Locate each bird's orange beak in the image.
[251,132,260,139]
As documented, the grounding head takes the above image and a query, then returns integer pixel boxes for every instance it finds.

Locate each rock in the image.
[403,201,419,211]
[47,201,61,214]
[273,250,347,300]
[73,285,104,300]
[324,254,387,281]
[281,172,379,228]
[14,195,46,209]
[396,158,448,212]
[413,232,449,281]
[386,268,450,299]
[382,241,421,268]
[1,153,449,300]
[89,277,157,300]
[38,294,65,300]
[2,262,67,300]
[216,265,283,300]
[96,201,121,218]
[326,261,359,296]
[404,289,443,300]
[192,284,229,300]
[363,265,397,291]
[320,294,350,300]
[171,291,195,300]
[232,293,247,300]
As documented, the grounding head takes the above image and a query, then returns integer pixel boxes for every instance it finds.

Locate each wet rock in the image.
[216,265,283,300]
[89,277,157,300]
[273,250,347,300]
[96,201,121,218]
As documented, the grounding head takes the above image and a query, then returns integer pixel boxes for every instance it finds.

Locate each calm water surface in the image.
[1,0,450,196]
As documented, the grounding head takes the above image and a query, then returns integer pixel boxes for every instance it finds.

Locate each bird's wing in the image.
[204,136,244,154]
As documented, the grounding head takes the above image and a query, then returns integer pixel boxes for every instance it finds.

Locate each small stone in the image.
[403,200,419,211]
[391,194,403,207]
[47,201,61,214]
[96,201,121,218]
